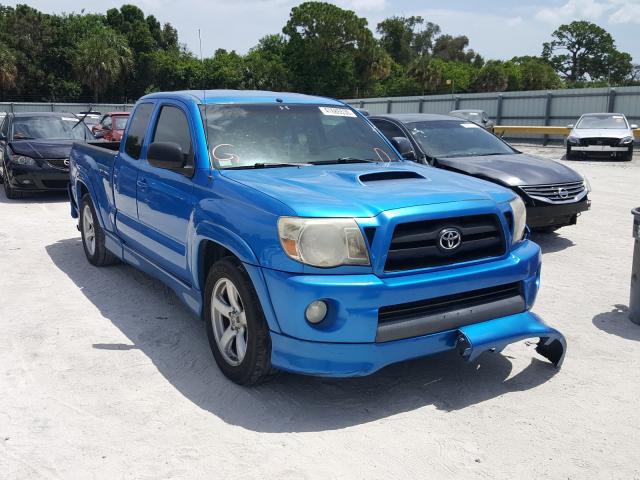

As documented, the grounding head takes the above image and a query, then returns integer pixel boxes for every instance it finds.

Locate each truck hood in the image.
[220,162,514,217]
[570,128,631,139]
[436,153,583,187]
[8,139,76,159]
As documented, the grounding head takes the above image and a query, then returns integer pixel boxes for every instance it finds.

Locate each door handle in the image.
[136,178,148,190]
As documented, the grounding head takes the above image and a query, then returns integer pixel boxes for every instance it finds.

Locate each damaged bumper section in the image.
[270,311,566,377]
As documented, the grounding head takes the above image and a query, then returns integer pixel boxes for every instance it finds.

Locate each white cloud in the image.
[506,16,524,27]
[608,0,640,23]
[535,0,611,24]
[335,0,387,12]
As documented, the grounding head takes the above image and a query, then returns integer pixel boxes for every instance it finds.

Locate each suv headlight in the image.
[582,174,592,193]
[10,155,36,166]
[567,135,580,144]
[277,217,370,268]
[509,196,527,244]
[619,136,634,145]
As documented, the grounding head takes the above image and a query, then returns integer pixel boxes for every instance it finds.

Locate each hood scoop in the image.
[359,171,425,184]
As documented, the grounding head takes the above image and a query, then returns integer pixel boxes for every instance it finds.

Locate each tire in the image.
[565,146,576,160]
[204,257,277,385]
[79,194,119,266]
[1,163,21,200]
[621,146,633,162]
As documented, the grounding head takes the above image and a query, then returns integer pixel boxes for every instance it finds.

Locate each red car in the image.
[91,112,130,141]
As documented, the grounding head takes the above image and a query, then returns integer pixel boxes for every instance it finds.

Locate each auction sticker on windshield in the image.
[461,123,480,128]
[319,107,357,117]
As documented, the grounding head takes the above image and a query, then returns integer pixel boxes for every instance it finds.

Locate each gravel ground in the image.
[1,145,639,480]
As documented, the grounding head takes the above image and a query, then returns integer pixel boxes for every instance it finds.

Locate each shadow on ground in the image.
[0,188,68,204]
[530,231,575,254]
[46,237,559,433]
[592,304,640,342]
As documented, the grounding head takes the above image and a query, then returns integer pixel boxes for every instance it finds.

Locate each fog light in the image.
[21,179,32,185]
[305,300,327,324]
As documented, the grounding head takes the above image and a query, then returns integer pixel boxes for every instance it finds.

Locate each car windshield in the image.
[200,104,398,168]
[576,115,628,129]
[12,116,90,140]
[113,117,128,130]
[407,120,514,158]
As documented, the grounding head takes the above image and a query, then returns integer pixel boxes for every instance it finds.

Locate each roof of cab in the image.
[140,89,343,106]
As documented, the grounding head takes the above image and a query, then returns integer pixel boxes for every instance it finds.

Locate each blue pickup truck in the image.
[68,90,566,385]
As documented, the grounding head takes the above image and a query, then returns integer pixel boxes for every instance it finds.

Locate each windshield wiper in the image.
[309,157,382,165]
[225,162,311,170]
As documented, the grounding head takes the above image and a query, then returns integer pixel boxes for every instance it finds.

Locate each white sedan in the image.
[565,113,636,161]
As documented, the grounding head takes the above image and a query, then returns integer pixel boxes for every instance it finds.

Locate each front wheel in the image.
[621,146,633,162]
[204,257,276,385]
[565,146,576,160]
[1,163,21,200]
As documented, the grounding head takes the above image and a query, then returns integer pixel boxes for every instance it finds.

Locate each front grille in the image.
[580,137,620,147]
[521,181,585,202]
[385,214,506,272]
[376,282,525,342]
[41,179,68,189]
[45,158,69,170]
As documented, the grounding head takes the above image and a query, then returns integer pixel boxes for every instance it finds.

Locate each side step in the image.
[456,312,566,368]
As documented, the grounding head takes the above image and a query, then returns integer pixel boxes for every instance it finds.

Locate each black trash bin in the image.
[631,207,640,324]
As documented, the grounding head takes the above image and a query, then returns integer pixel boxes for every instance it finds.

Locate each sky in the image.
[5,0,640,61]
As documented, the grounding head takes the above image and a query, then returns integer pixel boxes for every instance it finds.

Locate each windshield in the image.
[200,104,398,168]
[12,116,90,140]
[408,120,514,158]
[113,116,128,130]
[576,115,628,130]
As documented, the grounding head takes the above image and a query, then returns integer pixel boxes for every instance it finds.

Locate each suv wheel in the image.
[204,257,276,385]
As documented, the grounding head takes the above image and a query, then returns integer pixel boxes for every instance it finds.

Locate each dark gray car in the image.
[371,113,591,231]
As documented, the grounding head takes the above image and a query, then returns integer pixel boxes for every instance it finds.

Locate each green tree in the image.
[376,16,439,66]
[282,1,376,98]
[242,35,290,91]
[471,61,509,92]
[0,42,17,90]
[408,56,444,94]
[511,56,562,90]
[203,49,244,89]
[432,34,480,63]
[73,28,133,101]
[542,21,632,83]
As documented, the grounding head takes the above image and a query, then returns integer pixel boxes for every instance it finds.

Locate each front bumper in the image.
[526,198,591,228]
[570,145,629,153]
[271,312,565,376]
[5,164,69,191]
[257,240,565,376]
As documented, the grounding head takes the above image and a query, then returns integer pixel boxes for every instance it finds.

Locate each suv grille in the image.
[45,158,69,170]
[385,214,506,272]
[521,181,585,202]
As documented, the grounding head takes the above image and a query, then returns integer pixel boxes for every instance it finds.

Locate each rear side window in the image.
[124,103,154,159]
[152,105,193,168]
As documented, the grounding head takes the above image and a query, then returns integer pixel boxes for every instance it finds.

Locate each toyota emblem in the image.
[438,227,462,251]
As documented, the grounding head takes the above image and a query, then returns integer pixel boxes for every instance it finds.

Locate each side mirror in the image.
[93,130,104,139]
[391,137,416,161]
[485,120,495,128]
[566,124,574,129]
[147,142,185,170]
[630,124,638,129]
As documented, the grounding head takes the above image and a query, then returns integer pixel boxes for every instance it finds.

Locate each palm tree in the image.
[73,29,132,101]
[0,43,18,91]
[408,56,443,94]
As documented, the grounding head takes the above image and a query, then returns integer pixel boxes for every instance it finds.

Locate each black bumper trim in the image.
[526,199,590,228]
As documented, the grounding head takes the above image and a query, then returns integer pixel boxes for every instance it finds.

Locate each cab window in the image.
[151,105,194,172]
[124,103,154,159]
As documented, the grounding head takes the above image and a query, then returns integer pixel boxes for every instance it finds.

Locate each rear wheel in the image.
[204,257,276,385]
[79,194,119,266]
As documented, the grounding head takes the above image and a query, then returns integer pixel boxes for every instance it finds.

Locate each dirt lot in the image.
[1,145,639,480]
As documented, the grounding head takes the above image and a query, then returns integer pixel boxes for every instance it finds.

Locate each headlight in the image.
[619,136,634,145]
[277,217,370,268]
[567,135,580,145]
[11,155,36,166]
[509,196,527,244]
[582,175,592,193]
